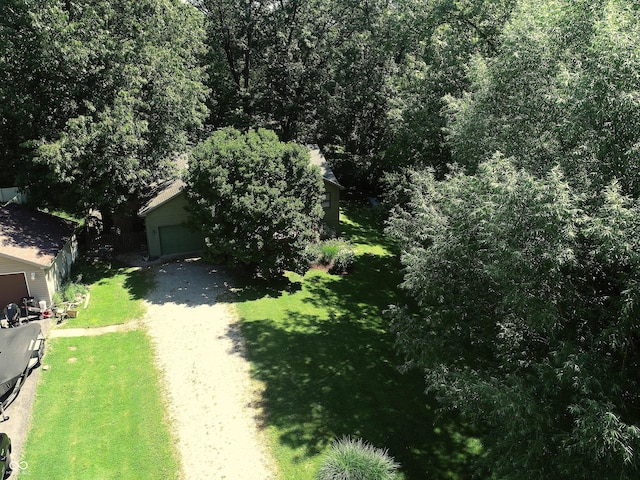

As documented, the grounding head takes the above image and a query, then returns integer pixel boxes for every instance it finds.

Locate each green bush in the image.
[304,238,355,273]
[303,243,324,265]
[329,246,355,274]
[53,277,89,306]
[317,436,400,480]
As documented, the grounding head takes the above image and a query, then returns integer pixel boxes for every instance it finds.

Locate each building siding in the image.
[0,234,78,308]
[143,176,342,258]
[47,236,79,307]
[323,181,341,228]
[0,187,26,204]
[144,193,201,259]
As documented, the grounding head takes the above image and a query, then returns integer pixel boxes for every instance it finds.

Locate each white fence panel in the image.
[0,187,26,204]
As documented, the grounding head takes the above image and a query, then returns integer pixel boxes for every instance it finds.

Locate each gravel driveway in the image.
[142,258,277,480]
[3,257,275,479]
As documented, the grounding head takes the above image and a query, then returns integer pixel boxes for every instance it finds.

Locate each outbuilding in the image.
[139,146,344,260]
[0,203,79,310]
[308,145,344,229]
[138,178,207,260]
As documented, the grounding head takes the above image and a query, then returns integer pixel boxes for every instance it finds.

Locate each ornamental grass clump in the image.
[304,238,355,273]
[329,246,355,274]
[317,436,400,480]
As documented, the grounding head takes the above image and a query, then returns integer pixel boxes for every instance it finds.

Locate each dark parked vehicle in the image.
[0,433,11,478]
[0,323,45,409]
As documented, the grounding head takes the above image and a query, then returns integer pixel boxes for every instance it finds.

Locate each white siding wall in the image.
[0,188,26,204]
[0,234,78,308]
[47,235,79,307]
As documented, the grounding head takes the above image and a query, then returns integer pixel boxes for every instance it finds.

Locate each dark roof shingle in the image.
[0,203,77,267]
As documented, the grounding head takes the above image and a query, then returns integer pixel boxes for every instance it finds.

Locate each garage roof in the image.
[138,178,186,218]
[308,146,344,190]
[0,203,77,268]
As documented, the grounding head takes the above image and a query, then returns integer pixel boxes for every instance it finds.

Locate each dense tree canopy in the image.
[388,156,640,479]
[192,0,511,191]
[446,0,640,195]
[185,128,323,278]
[0,0,208,219]
[387,0,640,478]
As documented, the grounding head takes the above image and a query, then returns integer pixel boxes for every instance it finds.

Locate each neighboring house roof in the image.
[0,203,77,268]
[308,145,344,190]
[138,178,186,218]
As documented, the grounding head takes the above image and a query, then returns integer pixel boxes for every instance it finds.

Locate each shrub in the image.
[317,436,400,480]
[329,246,355,274]
[304,238,355,273]
[303,242,324,265]
[54,278,89,306]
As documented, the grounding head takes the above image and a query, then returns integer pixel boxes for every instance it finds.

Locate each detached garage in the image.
[139,146,343,260]
[0,203,79,309]
[138,179,206,260]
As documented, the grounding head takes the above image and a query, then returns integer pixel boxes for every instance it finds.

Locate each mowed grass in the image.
[22,262,179,479]
[22,331,180,479]
[60,261,155,329]
[232,202,481,480]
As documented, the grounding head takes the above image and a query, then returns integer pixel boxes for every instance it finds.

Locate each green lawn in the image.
[232,202,481,480]
[22,263,179,480]
[60,261,155,329]
[22,205,478,480]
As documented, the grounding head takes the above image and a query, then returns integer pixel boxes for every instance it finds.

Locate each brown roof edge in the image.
[307,145,345,190]
[0,203,78,267]
[138,179,186,217]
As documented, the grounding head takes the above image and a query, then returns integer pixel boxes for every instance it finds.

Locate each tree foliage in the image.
[379,0,516,179]
[386,1,640,478]
[193,0,359,140]
[0,0,208,217]
[185,128,323,278]
[387,155,640,479]
[195,0,511,192]
[446,0,640,195]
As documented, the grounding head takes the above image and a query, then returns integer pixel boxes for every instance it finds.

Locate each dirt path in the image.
[141,259,278,480]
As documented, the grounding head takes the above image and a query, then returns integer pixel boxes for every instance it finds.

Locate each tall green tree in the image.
[0,0,208,220]
[388,1,640,477]
[194,0,353,140]
[185,128,323,278]
[380,0,515,179]
[0,0,78,182]
[196,0,409,192]
[446,0,640,195]
[387,155,640,479]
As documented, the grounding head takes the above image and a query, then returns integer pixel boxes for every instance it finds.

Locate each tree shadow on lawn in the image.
[230,203,479,477]
[222,272,303,303]
[237,310,480,480]
[70,258,155,300]
[339,202,396,253]
[234,248,481,479]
